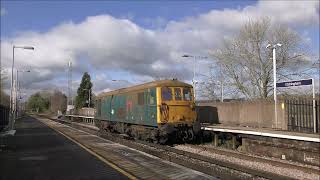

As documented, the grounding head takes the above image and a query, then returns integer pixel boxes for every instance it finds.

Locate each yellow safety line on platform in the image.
[41,118,137,180]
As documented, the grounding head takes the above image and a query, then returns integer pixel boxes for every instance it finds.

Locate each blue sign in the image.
[276,79,312,88]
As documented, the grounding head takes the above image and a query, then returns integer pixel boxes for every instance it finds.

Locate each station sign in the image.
[276,79,312,88]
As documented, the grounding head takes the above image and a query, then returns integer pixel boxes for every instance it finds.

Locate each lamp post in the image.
[266,43,282,129]
[182,54,207,100]
[10,45,34,129]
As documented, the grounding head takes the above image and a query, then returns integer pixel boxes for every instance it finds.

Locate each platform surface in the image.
[0,116,128,180]
[37,116,215,180]
[202,124,320,142]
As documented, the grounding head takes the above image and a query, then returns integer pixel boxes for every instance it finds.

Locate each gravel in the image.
[174,145,319,180]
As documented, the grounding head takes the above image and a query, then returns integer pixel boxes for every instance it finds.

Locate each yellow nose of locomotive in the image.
[157,86,197,126]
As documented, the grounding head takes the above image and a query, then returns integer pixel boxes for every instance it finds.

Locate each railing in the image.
[65,108,96,126]
[286,98,319,133]
[66,108,95,117]
[0,105,10,132]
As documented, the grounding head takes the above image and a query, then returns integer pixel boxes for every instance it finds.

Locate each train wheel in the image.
[125,127,132,137]
[187,129,194,142]
[182,131,188,142]
[159,136,168,144]
[150,130,159,143]
[152,139,159,144]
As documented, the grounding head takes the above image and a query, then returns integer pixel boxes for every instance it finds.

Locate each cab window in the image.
[183,88,192,101]
[161,87,172,101]
[174,88,182,100]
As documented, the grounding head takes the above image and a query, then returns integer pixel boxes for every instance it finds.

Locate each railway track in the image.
[41,115,319,179]
[180,144,320,175]
[101,133,302,180]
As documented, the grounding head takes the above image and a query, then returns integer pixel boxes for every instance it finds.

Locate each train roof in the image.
[97,79,192,98]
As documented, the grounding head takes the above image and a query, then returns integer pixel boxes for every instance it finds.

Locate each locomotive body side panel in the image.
[146,88,158,126]
[100,96,112,120]
[96,87,157,127]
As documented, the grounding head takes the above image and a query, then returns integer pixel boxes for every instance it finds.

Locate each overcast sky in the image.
[1,0,319,98]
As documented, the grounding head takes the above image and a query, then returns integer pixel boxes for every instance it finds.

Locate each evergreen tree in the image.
[75,72,93,109]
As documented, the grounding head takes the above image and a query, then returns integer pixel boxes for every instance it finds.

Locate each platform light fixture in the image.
[10,45,34,129]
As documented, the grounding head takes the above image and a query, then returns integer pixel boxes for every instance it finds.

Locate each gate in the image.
[286,98,319,133]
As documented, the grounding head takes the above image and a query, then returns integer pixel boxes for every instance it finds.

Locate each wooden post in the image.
[213,133,218,147]
[232,134,236,150]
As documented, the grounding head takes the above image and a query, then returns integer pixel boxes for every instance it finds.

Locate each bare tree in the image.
[198,64,242,101]
[197,64,221,100]
[50,90,67,114]
[209,18,314,99]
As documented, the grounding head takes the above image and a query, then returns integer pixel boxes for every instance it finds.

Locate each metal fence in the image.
[0,105,10,131]
[286,98,319,133]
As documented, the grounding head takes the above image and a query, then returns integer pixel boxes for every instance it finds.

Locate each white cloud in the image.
[254,1,319,26]
[162,0,319,52]
[1,1,318,96]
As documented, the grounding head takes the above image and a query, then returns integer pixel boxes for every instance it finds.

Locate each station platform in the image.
[201,124,320,166]
[65,114,94,119]
[201,124,320,142]
[0,116,128,180]
[37,116,214,180]
[1,115,215,180]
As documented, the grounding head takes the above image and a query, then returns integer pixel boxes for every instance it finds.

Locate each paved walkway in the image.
[0,116,128,180]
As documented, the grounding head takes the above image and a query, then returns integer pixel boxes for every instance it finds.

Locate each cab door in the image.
[158,87,172,123]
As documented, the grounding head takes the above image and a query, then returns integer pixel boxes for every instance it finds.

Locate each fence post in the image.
[313,99,316,133]
[316,100,319,133]
[312,78,316,133]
